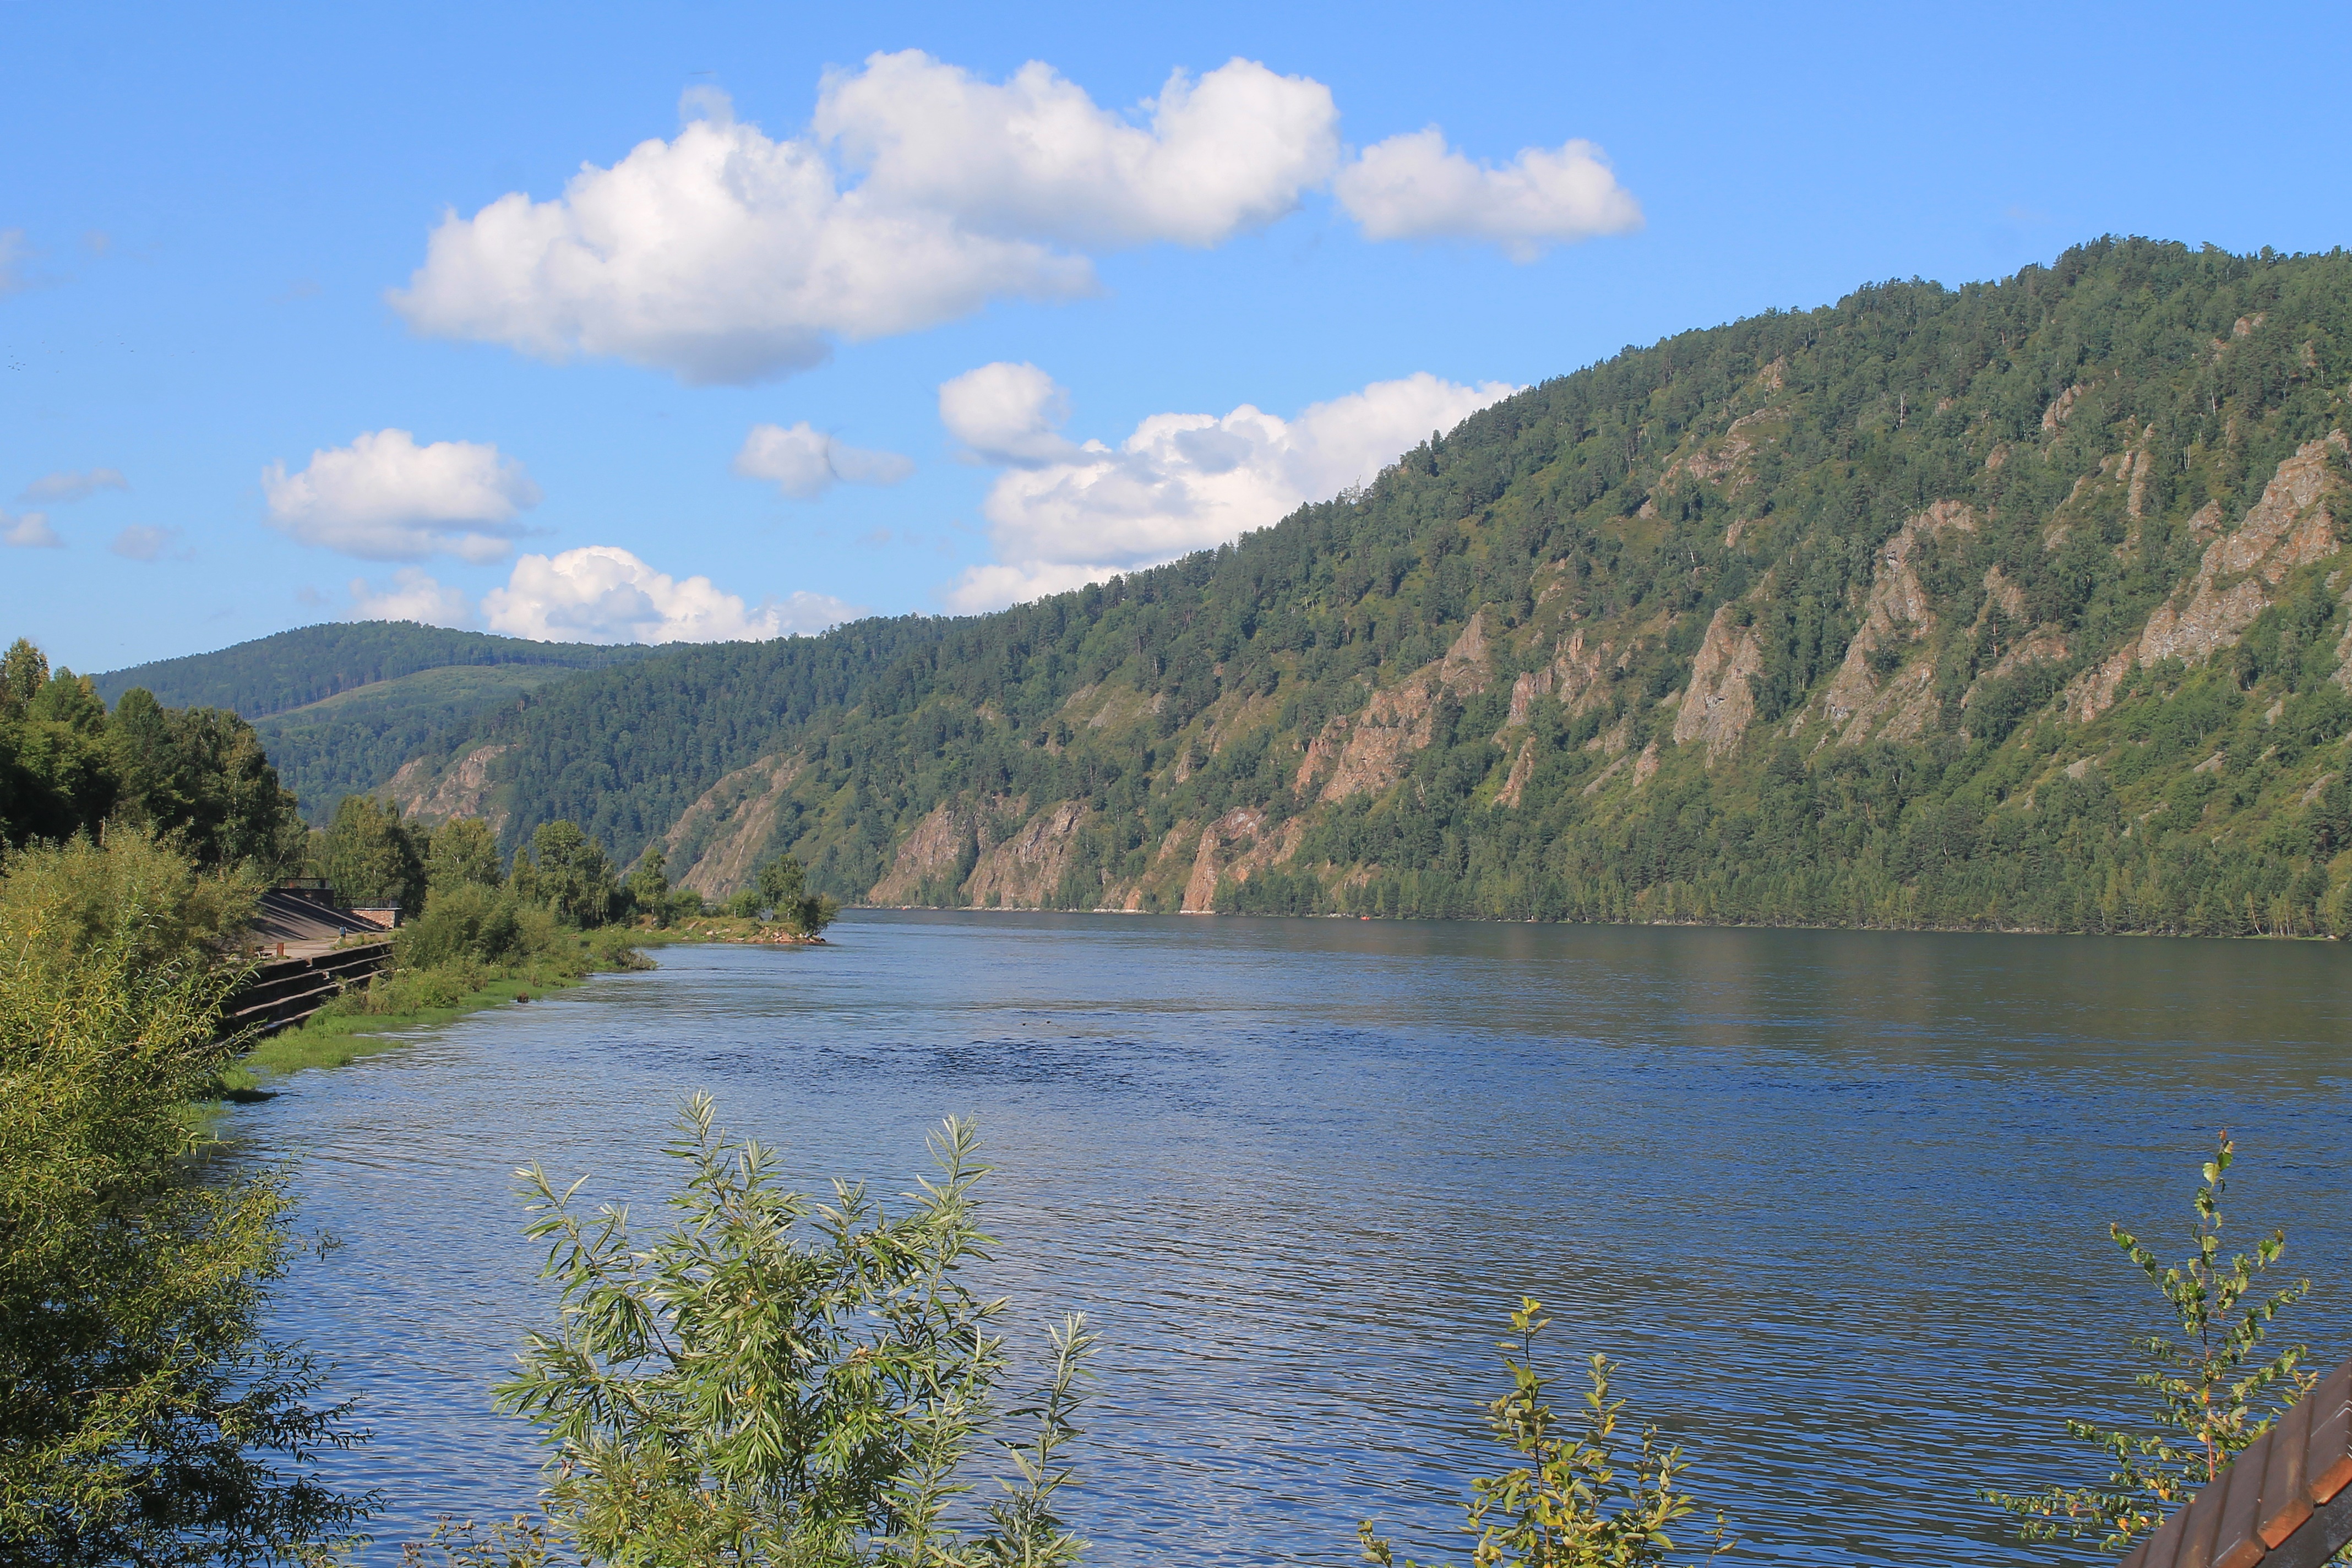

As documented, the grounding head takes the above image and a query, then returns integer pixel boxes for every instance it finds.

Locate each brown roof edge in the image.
[2119,1352,2352,1568]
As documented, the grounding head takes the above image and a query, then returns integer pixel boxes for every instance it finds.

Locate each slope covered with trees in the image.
[93,624,660,822]
[369,239,2352,935]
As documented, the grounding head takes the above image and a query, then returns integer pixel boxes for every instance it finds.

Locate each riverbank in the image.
[216,926,683,1093]
[670,914,829,945]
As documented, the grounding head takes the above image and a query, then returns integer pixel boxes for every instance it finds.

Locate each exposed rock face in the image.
[867,801,974,904]
[1815,500,1978,744]
[1311,684,1438,801]
[1174,807,1308,910]
[2041,384,2087,431]
[964,800,1088,908]
[665,754,803,898]
[1308,615,1495,801]
[384,743,510,829]
[1673,602,1765,758]
[1183,807,1265,911]
[1665,407,1781,490]
[2066,433,2346,721]
[1496,628,1613,739]
[1493,737,1536,808]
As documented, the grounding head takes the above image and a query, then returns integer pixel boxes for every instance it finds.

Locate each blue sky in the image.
[6,0,2348,673]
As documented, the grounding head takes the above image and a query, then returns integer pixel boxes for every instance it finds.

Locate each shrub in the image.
[0,835,369,1561]
[1980,1135,2317,1553]
[494,1097,1094,1566]
[396,883,558,970]
[1359,1298,1729,1568]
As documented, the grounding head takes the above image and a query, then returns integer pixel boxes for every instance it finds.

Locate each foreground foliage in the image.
[0,835,368,1564]
[1360,1299,1728,1568]
[490,1097,1093,1566]
[1982,1135,2324,1555]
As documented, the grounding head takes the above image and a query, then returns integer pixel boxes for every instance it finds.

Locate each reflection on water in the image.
[234,913,2352,1566]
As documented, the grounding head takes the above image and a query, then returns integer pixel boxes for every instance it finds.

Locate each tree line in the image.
[360,238,2352,938]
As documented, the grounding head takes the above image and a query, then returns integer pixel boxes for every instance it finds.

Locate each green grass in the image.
[214,927,687,1096]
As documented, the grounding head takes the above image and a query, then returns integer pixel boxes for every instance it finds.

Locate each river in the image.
[231,912,2352,1565]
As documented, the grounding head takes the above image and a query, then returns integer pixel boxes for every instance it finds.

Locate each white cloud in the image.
[389,54,1340,385]
[110,524,184,562]
[733,422,914,500]
[481,545,863,644]
[939,361,1080,465]
[349,568,480,628]
[20,467,128,504]
[814,53,1338,249]
[0,230,25,295]
[3,511,61,548]
[943,367,1517,612]
[390,90,1083,386]
[1335,129,1643,260]
[262,429,541,562]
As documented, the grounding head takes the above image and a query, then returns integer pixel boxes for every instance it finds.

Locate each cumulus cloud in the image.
[20,467,128,504]
[815,53,1338,249]
[262,429,541,562]
[349,567,480,628]
[943,367,1517,611]
[3,511,61,548]
[110,525,184,562]
[939,361,1081,465]
[482,546,863,644]
[1335,129,1642,260]
[389,55,1339,385]
[733,422,914,500]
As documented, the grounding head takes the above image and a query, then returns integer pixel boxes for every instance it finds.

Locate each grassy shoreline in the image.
[214,917,834,1095]
[216,928,683,1094]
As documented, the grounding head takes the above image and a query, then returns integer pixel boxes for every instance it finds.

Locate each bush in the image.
[0,827,259,975]
[0,835,369,1561]
[494,1098,1094,1566]
[1359,1299,1729,1567]
[395,883,558,970]
[1980,1135,2316,1553]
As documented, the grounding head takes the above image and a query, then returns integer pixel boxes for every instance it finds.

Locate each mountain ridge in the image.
[313,239,2352,934]
[91,623,663,823]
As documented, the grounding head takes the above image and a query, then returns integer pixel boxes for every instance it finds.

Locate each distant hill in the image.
[93,623,658,821]
[376,240,2352,936]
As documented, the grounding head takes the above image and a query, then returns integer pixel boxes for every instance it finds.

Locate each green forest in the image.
[181,241,2352,937]
[92,624,658,823]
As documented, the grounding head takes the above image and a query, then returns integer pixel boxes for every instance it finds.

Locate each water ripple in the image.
[228,913,2352,1566]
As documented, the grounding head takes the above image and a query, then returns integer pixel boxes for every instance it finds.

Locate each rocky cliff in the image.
[378,240,2352,937]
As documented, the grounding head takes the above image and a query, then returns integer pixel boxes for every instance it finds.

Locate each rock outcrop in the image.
[964,800,1090,908]
[1813,500,1978,744]
[384,743,510,829]
[2066,433,2345,721]
[867,801,976,904]
[664,755,805,899]
[1306,614,1495,801]
[1673,602,1765,758]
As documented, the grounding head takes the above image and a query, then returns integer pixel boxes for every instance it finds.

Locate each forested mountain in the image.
[94,624,659,822]
[370,239,2352,935]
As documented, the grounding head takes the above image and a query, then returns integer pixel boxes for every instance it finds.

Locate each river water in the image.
[232,912,2352,1566]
